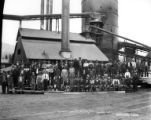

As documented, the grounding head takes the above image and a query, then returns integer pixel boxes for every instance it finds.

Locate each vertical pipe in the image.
[19,20,22,28]
[57,19,59,33]
[46,0,49,30]
[40,0,44,30]
[60,0,71,58]
[49,0,53,31]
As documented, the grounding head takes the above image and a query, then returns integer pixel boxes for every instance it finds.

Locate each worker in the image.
[7,71,13,93]
[18,73,24,90]
[112,77,120,91]
[1,71,8,94]
[41,70,49,91]
[124,69,131,78]
[30,72,36,90]
[132,72,139,92]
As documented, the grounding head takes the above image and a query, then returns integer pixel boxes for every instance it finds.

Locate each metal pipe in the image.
[46,0,49,30]
[49,0,53,31]
[40,0,44,30]
[3,13,92,20]
[19,20,22,28]
[90,25,151,50]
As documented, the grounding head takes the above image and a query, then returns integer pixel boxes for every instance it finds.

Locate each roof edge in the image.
[18,28,95,43]
[21,37,95,44]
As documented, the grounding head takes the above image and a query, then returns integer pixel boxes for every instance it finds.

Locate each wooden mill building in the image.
[13,28,108,63]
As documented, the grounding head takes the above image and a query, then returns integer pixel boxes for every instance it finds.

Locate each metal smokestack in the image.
[60,0,71,58]
[82,0,118,59]
[40,0,44,30]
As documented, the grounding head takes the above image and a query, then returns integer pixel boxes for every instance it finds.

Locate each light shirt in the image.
[131,61,136,68]
[145,61,148,67]
[42,73,49,81]
[19,76,23,82]
[125,72,131,78]
[112,79,120,85]
[128,62,131,67]
[83,62,89,67]
[36,69,39,74]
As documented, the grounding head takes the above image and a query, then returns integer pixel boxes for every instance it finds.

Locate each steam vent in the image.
[82,0,118,59]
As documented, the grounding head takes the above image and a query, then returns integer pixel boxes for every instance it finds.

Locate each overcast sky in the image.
[2,0,151,48]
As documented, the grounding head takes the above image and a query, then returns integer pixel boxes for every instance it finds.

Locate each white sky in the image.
[2,0,151,48]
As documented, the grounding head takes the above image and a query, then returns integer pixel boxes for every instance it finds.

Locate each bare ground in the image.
[0,90,151,120]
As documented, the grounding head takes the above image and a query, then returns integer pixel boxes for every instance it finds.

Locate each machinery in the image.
[82,0,118,59]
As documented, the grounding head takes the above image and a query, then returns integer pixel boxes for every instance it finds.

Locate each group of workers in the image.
[0,58,150,94]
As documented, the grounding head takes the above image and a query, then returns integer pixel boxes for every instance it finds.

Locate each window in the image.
[17,49,21,55]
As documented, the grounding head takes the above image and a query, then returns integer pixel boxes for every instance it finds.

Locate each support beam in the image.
[3,13,91,20]
[3,14,22,21]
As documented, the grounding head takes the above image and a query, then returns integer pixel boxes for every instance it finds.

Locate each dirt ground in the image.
[0,89,151,120]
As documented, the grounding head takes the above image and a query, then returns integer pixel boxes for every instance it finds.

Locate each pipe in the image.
[40,0,44,30]
[49,0,53,31]
[3,13,92,20]
[90,25,151,50]
[46,0,49,30]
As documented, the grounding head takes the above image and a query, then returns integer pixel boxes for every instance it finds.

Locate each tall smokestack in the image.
[60,0,71,58]
[40,0,44,30]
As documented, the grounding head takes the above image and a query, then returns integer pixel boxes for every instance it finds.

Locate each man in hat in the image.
[132,71,139,92]
[7,71,13,93]
[112,76,120,91]
[61,66,68,89]
[41,69,49,91]
[30,72,36,90]
[1,71,8,94]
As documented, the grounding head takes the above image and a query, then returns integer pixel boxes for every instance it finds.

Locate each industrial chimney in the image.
[82,0,118,59]
[60,0,71,58]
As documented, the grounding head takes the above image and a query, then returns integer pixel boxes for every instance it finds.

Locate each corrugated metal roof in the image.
[19,28,95,43]
[22,39,108,61]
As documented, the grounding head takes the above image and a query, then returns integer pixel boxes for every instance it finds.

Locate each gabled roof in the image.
[18,28,95,43]
[21,39,108,61]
